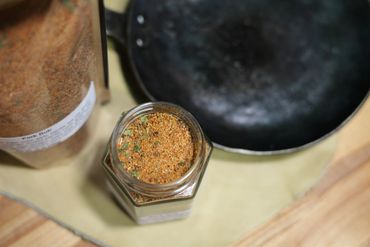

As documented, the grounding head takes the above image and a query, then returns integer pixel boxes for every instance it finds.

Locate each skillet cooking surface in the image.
[126,0,370,153]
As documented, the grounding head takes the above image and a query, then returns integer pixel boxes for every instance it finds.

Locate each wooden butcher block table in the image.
[233,98,370,247]
[0,194,102,247]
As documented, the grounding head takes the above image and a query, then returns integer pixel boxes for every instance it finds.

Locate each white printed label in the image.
[0,81,96,152]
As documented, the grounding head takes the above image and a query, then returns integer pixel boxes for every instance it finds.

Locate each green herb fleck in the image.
[123,129,133,137]
[142,133,149,140]
[134,144,141,153]
[124,151,129,157]
[0,32,7,49]
[178,161,186,166]
[14,97,23,106]
[140,115,149,124]
[62,0,75,11]
[154,141,161,146]
[118,143,129,152]
[131,171,139,178]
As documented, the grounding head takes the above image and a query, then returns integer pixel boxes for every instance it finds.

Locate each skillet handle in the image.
[105,8,126,46]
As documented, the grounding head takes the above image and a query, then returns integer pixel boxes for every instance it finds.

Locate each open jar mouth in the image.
[110,102,207,197]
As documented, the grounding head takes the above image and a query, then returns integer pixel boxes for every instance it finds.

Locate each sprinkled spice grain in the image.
[116,112,194,184]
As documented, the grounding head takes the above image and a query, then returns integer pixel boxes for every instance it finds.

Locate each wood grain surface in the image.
[232,99,370,247]
[0,195,99,247]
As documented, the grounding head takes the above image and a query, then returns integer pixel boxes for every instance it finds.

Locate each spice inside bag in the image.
[0,0,108,168]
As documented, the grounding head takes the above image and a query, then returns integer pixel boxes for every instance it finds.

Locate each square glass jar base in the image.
[107,181,191,224]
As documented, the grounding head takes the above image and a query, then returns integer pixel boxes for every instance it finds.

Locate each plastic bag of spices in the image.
[0,0,109,168]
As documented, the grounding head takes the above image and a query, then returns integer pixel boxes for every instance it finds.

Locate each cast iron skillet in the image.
[105,0,370,154]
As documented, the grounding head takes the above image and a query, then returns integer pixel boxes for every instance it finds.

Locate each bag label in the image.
[0,81,96,152]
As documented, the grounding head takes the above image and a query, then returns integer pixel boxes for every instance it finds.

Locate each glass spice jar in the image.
[102,102,212,224]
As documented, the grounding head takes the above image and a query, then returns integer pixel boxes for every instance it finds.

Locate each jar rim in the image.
[109,102,206,197]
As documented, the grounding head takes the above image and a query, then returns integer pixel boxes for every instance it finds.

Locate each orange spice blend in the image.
[116,112,195,184]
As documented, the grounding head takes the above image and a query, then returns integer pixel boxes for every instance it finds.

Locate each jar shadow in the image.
[0,151,30,168]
